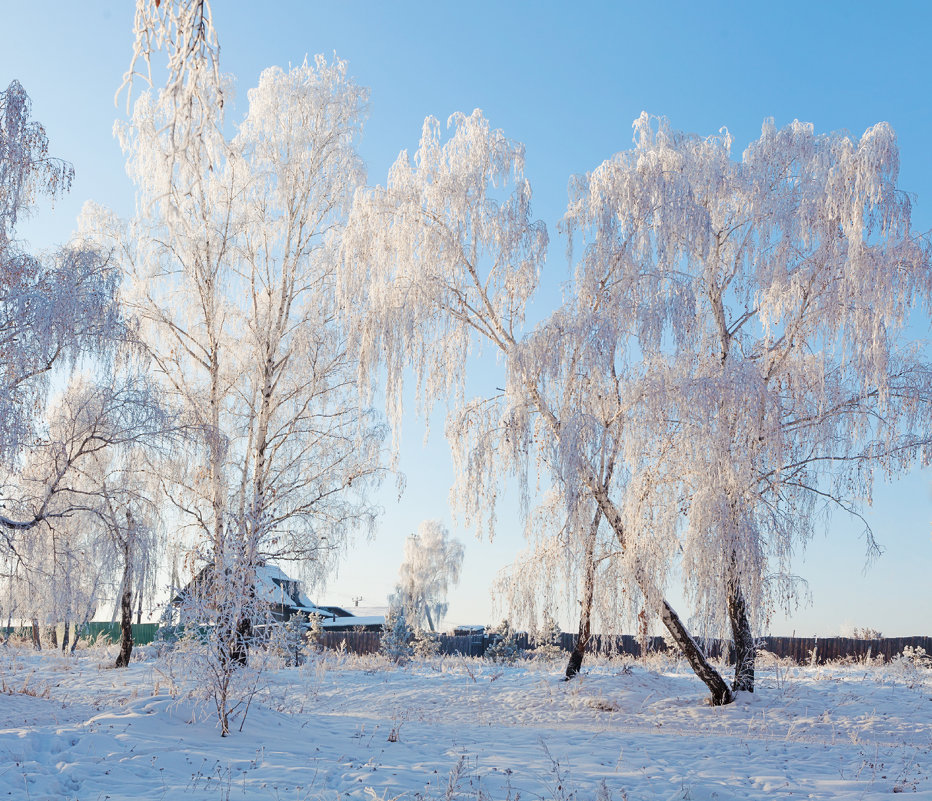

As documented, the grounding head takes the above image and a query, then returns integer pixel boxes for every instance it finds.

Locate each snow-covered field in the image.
[0,643,930,800]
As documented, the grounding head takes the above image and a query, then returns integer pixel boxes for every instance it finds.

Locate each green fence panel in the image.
[81,622,160,645]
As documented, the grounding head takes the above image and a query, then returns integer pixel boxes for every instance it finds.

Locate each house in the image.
[162,562,384,631]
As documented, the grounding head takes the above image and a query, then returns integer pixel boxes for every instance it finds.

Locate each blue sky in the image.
[2,1,930,635]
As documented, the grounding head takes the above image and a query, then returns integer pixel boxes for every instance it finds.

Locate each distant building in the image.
[163,562,385,631]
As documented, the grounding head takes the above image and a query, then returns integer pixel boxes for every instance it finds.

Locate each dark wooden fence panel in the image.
[758,635,932,664]
[320,631,381,654]
[314,630,932,663]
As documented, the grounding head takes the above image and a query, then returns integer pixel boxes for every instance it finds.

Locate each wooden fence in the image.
[314,630,932,664]
[6,623,927,665]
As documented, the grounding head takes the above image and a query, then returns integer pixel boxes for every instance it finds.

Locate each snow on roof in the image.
[253,565,298,607]
[319,615,385,628]
[253,565,332,617]
[348,606,389,618]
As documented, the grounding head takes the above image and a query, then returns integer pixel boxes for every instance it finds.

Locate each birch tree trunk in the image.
[115,582,134,668]
[565,508,600,679]
[596,488,734,704]
[728,579,755,692]
[660,601,733,705]
[115,513,135,668]
[424,602,435,633]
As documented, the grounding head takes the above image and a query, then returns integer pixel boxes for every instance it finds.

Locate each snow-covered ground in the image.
[0,643,930,800]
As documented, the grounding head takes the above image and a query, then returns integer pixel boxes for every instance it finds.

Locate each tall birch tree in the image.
[564,113,932,691]
[342,109,931,704]
[392,520,464,632]
[0,80,121,487]
[340,110,735,703]
[88,56,384,729]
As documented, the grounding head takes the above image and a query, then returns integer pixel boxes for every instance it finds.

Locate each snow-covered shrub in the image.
[889,646,931,689]
[530,612,563,660]
[305,614,324,654]
[154,624,266,733]
[486,619,522,664]
[279,613,307,667]
[412,627,441,658]
[380,607,413,665]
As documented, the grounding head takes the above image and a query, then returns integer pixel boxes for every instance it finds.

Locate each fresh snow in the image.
[0,645,929,799]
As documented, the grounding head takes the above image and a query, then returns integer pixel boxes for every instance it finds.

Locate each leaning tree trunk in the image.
[566,507,601,680]
[660,600,734,705]
[597,489,734,705]
[727,578,755,693]
[71,612,91,654]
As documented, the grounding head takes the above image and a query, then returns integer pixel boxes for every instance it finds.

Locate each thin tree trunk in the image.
[71,614,90,654]
[48,623,58,649]
[565,507,601,680]
[115,511,135,669]
[134,556,145,626]
[135,592,143,626]
[424,602,435,633]
[61,616,71,653]
[115,584,134,668]
[31,617,41,651]
[727,580,755,693]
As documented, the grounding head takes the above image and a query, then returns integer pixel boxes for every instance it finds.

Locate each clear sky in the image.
[1,1,930,635]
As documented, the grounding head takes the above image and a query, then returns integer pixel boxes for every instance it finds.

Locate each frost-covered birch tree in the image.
[391,520,464,632]
[101,55,383,573]
[13,373,172,664]
[88,52,384,727]
[229,61,383,577]
[342,109,931,704]
[563,113,932,692]
[0,80,121,496]
[340,110,735,704]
